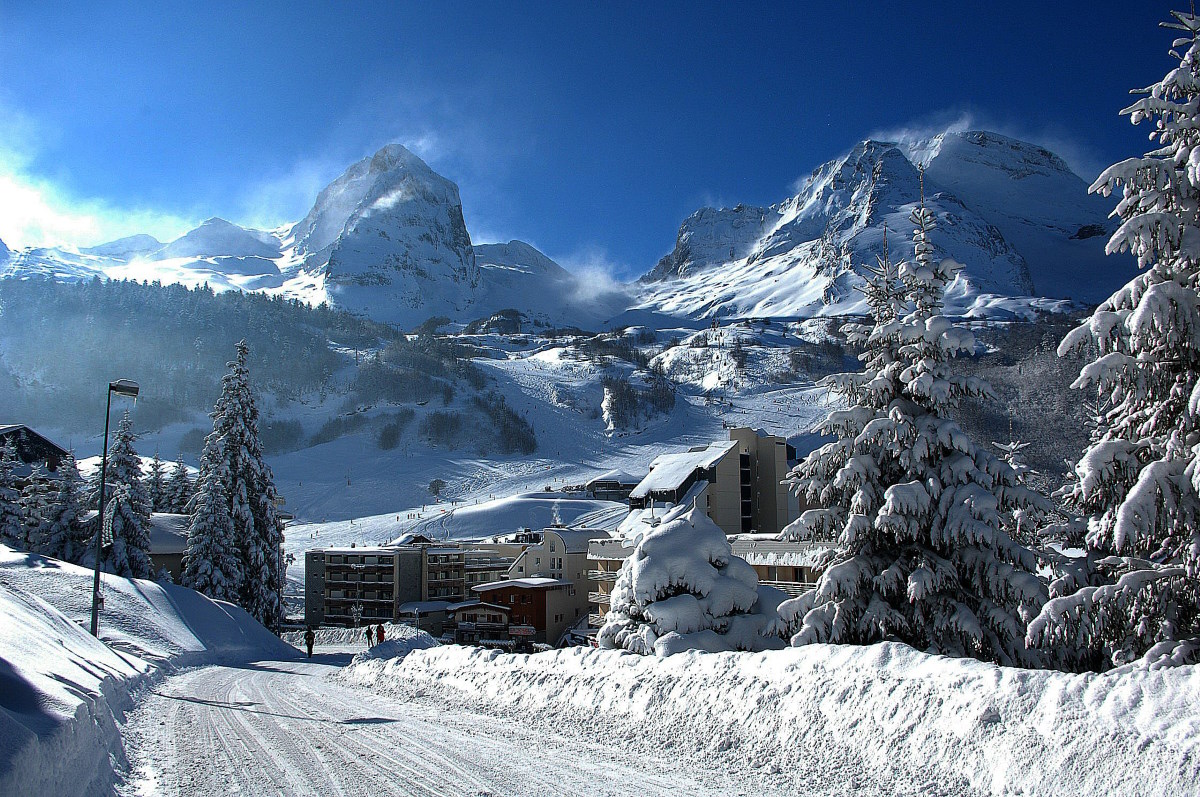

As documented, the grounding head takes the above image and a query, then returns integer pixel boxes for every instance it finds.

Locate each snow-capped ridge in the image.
[82,234,163,258]
[637,129,1122,320]
[153,217,281,261]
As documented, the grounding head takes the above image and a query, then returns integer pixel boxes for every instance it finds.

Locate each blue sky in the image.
[0,1,1168,279]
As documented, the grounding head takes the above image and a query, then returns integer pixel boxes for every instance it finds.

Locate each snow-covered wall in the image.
[342,642,1199,795]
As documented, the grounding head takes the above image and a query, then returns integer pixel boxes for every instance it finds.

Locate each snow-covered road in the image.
[118,649,766,797]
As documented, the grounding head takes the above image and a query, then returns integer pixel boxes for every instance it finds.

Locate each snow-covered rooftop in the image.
[542,526,611,553]
[396,601,454,614]
[629,441,736,500]
[472,577,571,592]
[585,469,641,487]
[147,513,190,554]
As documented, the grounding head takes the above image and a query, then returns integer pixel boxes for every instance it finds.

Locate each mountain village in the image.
[1,5,1199,796]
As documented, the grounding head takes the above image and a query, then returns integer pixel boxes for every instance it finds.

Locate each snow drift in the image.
[342,642,1200,796]
[0,545,295,795]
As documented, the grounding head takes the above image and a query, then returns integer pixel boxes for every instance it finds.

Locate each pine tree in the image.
[0,442,23,548]
[94,412,153,578]
[101,481,153,578]
[165,455,194,514]
[181,454,242,603]
[778,190,1048,666]
[42,453,90,563]
[197,341,284,629]
[19,464,53,553]
[598,504,784,656]
[146,451,166,513]
[1028,10,1200,670]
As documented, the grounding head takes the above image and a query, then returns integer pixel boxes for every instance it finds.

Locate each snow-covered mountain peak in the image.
[635,128,1124,321]
[153,217,281,261]
[82,234,163,259]
[290,142,461,263]
[475,240,567,277]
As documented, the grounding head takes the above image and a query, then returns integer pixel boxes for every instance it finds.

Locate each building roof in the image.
[585,469,640,487]
[629,440,736,499]
[472,577,571,592]
[397,600,454,614]
[448,600,511,614]
[729,538,833,568]
[147,513,190,555]
[542,527,611,553]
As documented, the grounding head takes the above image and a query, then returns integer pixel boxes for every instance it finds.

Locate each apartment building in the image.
[304,542,467,627]
[627,427,798,537]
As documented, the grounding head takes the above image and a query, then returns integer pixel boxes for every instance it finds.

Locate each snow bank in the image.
[281,621,435,649]
[0,545,295,795]
[341,642,1200,796]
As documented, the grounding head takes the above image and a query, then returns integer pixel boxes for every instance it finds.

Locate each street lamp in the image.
[90,379,140,637]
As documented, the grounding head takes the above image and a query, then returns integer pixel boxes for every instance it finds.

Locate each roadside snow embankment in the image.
[282,621,440,662]
[0,546,296,795]
[341,642,1200,796]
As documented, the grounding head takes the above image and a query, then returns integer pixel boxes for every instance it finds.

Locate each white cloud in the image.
[0,101,194,250]
[553,245,636,297]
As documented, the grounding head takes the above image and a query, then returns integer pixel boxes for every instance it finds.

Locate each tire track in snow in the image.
[119,653,722,796]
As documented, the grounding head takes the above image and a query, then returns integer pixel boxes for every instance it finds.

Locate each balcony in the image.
[588,591,611,605]
[588,612,606,627]
[587,569,619,582]
[758,579,815,598]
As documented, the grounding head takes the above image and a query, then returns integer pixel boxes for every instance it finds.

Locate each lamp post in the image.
[90,379,140,637]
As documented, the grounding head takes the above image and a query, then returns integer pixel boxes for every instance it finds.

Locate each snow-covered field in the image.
[0,546,295,795]
[342,642,1200,796]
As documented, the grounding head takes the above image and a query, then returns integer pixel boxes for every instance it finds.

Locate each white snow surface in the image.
[0,545,295,795]
[343,642,1200,796]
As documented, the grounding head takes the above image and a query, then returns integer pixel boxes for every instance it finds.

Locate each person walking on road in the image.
[304,628,315,658]
[376,624,385,645]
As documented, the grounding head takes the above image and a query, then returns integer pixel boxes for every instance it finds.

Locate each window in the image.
[550,540,556,552]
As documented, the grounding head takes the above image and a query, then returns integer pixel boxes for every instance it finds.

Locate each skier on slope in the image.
[304,627,315,658]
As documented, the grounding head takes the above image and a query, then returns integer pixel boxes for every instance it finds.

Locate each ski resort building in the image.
[728,536,831,598]
[584,470,641,502]
[305,543,469,627]
[0,424,69,477]
[304,528,607,631]
[627,427,797,537]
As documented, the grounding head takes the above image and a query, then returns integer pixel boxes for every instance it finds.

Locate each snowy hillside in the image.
[0,545,294,795]
[636,130,1123,322]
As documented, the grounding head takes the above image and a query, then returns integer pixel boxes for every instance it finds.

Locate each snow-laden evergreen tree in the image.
[1028,10,1200,670]
[165,455,194,514]
[42,453,91,563]
[0,442,23,548]
[19,464,53,553]
[598,504,785,656]
[93,411,151,514]
[778,189,1048,666]
[146,451,167,513]
[181,453,242,603]
[197,340,284,629]
[100,481,153,579]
